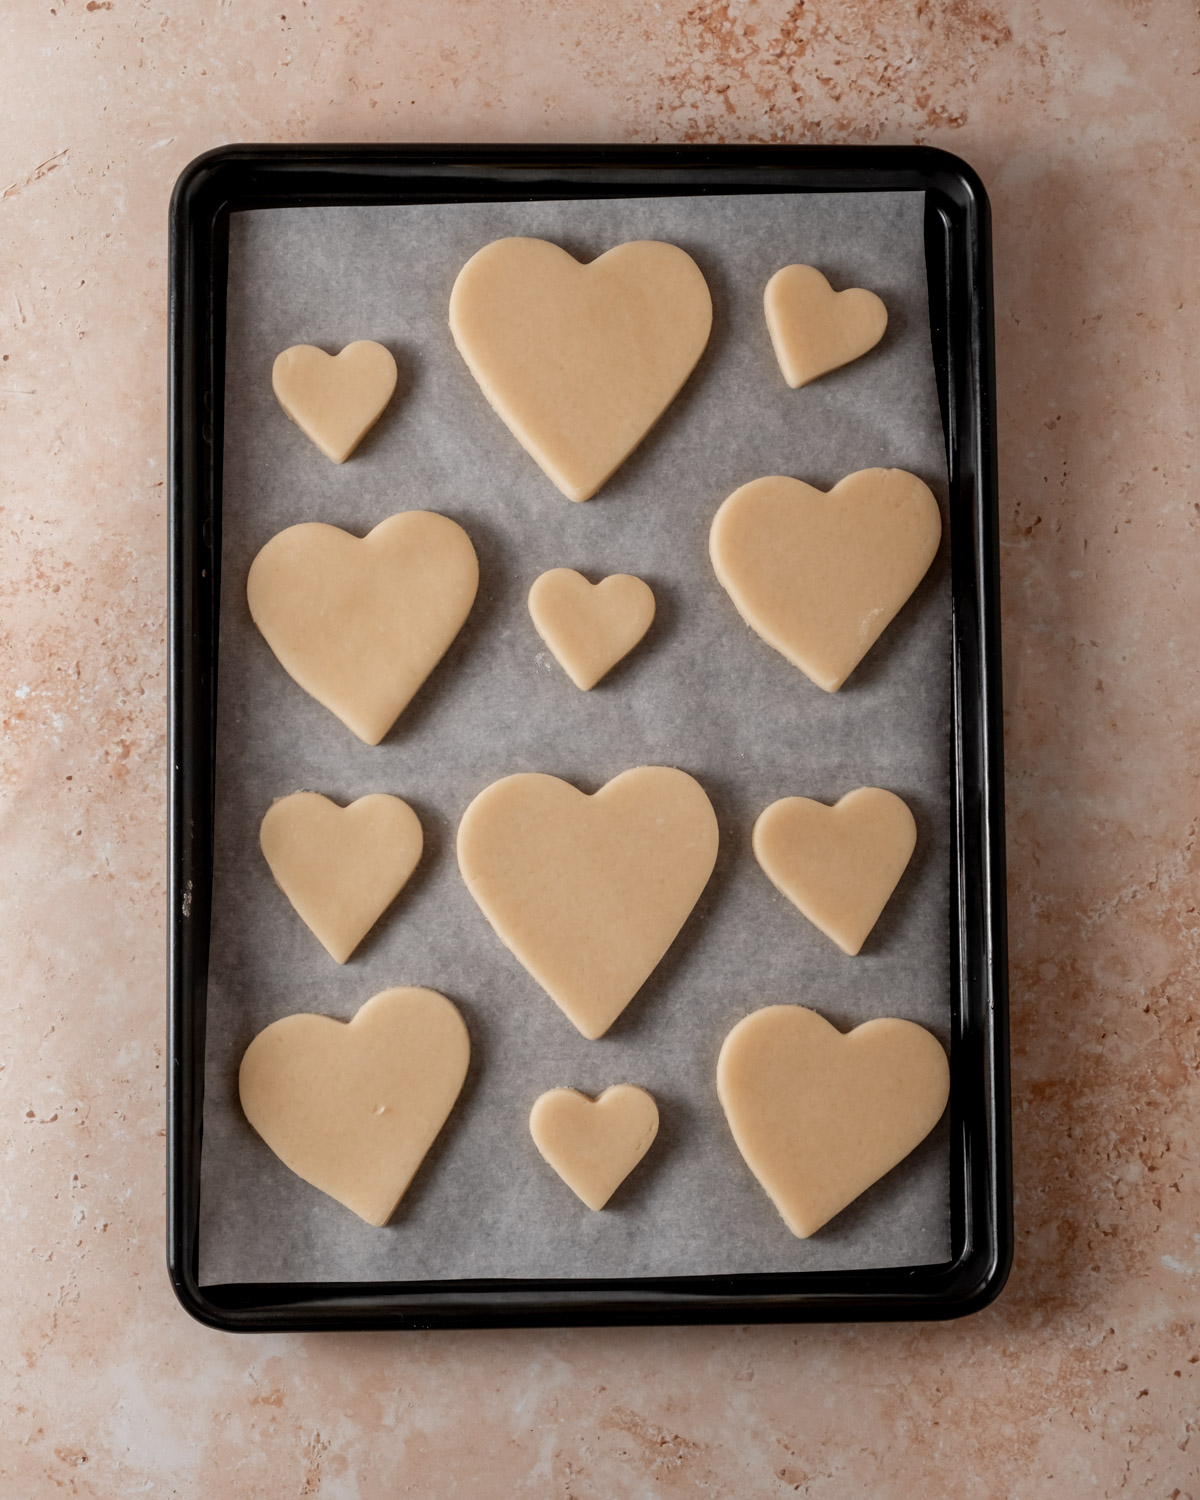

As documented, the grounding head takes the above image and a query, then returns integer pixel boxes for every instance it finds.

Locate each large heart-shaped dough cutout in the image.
[272,340,398,462]
[239,987,469,1226]
[247,511,479,745]
[449,238,712,502]
[260,792,424,964]
[530,1085,659,1210]
[709,469,941,691]
[764,265,887,388]
[457,767,719,1039]
[753,788,916,956]
[528,569,656,690]
[718,1005,949,1238]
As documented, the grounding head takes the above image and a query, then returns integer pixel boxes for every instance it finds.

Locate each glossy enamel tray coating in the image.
[168,143,1009,1331]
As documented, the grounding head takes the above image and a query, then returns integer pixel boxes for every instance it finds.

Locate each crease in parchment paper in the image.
[198,191,952,1286]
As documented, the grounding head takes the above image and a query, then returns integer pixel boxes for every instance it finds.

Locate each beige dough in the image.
[247,510,478,745]
[449,238,712,502]
[709,468,941,692]
[764,265,887,388]
[717,1005,950,1238]
[529,1086,659,1210]
[457,767,718,1040]
[753,788,916,956]
[528,569,656,690]
[238,986,470,1227]
[271,340,398,462]
[260,792,424,964]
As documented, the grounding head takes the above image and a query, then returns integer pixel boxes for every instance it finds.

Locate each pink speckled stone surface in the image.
[2,2,1197,1494]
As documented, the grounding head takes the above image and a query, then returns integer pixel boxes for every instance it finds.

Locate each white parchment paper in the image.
[198,191,952,1285]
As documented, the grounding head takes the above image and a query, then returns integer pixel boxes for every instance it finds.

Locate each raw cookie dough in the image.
[260,792,423,964]
[457,767,719,1040]
[271,340,398,463]
[529,1085,660,1210]
[247,510,479,745]
[238,986,470,1227]
[753,788,916,956]
[764,265,888,388]
[717,1005,950,1238]
[709,468,941,692]
[449,238,712,502]
[528,568,656,690]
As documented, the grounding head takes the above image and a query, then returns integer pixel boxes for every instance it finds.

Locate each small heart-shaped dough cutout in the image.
[272,340,398,462]
[247,511,479,745]
[528,569,656,690]
[764,265,888,388]
[753,788,916,955]
[718,1005,949,1238]
[239,987,470,1226]
[709,469,941,691]
[530,1085,659,1210]
[457,767,719,1039]
[260,792,424,963]
[449,238,712,501]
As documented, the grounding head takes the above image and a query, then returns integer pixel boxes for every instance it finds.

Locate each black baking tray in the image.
[168,143,1009,1331]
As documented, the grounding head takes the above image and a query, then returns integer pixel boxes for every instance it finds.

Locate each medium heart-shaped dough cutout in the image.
[753,788,916,956]
[247,511,479,745]
[530,1085,659,1210]
[239,987,470,1226]
[718,1005,949,1238]
[528,569,656,690]
[260,792,424,963]
[272,340,398,462]
[764,265,887,388]
[457,767,719,1039]
[449,238,712,502]
[709,469,941,691]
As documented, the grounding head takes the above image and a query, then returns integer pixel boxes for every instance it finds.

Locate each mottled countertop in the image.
[2,2,1197,1495]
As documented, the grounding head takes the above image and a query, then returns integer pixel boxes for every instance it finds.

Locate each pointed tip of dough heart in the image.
[350,720,389,748]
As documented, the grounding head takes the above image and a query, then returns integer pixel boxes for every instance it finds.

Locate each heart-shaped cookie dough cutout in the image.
[530,1085,659,1210]
[528,569,656,690]
[709,469,941,691]
[718,1005,949,1238]
[272,340,398,462]
[457,767,719,1039]
[449,238,712,502]
[753,788,916,956]
[247,511,479,745]
[239,987,470,1226]
[260,792,424,963]
[764,265,887,388]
